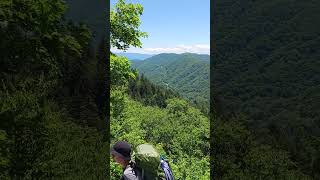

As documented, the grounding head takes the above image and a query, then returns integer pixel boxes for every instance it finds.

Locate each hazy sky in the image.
[110,0,210,54]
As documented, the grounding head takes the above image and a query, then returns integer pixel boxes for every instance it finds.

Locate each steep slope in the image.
[128,74,180,108]
[110,93,210,179]
[131,53,210,111]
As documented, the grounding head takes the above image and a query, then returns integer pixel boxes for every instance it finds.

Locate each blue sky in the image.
[111,0,210,54]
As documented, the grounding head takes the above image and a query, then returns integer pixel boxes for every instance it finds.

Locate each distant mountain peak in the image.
[114,52,155,60]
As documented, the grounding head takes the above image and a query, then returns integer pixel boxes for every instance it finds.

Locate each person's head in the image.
[111,141,132,168]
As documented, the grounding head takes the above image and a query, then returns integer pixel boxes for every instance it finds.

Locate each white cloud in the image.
[111,44,210,55]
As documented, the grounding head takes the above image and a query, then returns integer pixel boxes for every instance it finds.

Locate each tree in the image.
[110,0,148,51]
[0,0,108,178]
[110,54,136,88]
[109,0,146,123]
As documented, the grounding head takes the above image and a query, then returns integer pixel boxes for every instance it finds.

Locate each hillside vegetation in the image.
[128,74,181,108]
[110,88,210,179]
[110,0,311,179]
[112,55,309,179]
[0,0,108,178]
[213,0,320,178]
[131,53,210,113]
[109,1,211,179]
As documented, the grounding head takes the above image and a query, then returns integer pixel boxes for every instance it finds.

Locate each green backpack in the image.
[132,144,166,180]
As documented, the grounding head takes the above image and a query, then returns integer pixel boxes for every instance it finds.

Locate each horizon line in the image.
[112,51,210,56]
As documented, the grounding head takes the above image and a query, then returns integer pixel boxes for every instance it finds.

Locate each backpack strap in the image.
[160,159,174,180]
[127,161,144,180]
[141,168,144,179]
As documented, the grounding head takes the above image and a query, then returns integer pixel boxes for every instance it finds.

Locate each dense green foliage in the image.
[131,53,210,113]
[110,0,148,50]
[128,73,180,108]
[110,90,210,179]
[112,54,307,179]
[212,115,310,179]
[213,0,320,178]
[110,54,136,88]
[110,1,211,179]
[0,0,107,178]
[110,1,309,179]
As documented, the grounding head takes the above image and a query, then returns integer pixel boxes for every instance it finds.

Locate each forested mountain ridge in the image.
[131,53,210,113]
[213,0,320,178]
[128,74,181,108]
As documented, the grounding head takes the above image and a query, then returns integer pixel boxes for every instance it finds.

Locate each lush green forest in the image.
[0,0,108,179]
[131,53,210,113]
[128,74,181,108]
[110,0,309,179]
[213,0,320,179]
[1,0,318,179]
[110,83,210,179]
[110,50,211,180]
[109,0,210,179]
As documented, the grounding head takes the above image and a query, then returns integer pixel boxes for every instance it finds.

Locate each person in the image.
[111,141,143,180]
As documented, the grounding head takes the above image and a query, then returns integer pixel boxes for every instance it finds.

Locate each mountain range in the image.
[115,53,155,60]
[130,53,210,112]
